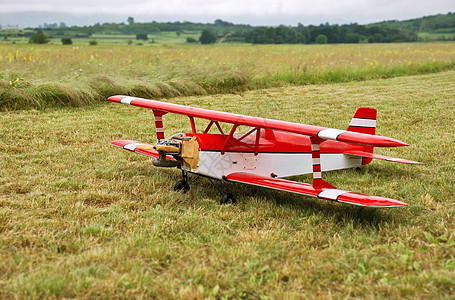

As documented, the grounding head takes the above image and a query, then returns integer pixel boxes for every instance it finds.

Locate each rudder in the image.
[347,107,377,164]
[347,107,377,135]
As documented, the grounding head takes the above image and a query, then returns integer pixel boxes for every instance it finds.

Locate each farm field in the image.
[0,30,201,46]
[1,42,455,111]
[1,69,454,298]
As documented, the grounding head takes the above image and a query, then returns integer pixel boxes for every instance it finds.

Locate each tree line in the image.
[8,12,454,45]
[37,19,253,39]
[229,23,419,44]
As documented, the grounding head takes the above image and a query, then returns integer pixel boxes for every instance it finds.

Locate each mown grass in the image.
[1,71,454,298]
[1,42,454,111]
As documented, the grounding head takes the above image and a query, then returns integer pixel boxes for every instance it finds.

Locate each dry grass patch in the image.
[1,43,454,110]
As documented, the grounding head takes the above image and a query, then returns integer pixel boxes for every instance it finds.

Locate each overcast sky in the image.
[0,0,454,27]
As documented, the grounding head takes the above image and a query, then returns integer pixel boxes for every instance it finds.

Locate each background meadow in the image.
[1,42,454,110]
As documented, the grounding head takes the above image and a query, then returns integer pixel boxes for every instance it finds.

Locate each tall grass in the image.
[0,43,454,110]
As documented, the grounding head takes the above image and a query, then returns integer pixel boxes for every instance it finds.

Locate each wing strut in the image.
[310,137,336,189]
[220,126,261,155]
[254,128,261,156]
[221,125,238,155]
[189,117,197,134]
[204,121,225,134]
[153,109,168,142]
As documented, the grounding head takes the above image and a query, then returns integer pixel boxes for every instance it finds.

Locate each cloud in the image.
[1,0,453,26]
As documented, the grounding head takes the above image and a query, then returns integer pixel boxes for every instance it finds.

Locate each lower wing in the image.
[226,172,407,208]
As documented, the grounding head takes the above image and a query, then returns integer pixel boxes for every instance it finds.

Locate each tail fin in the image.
[347,107,377,165]
[347,107,377,135]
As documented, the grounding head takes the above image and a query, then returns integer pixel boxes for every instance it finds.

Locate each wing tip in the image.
[108,95,122,103]
[337,200,408,208]
[337,133,408,148]
[337,192,409,208]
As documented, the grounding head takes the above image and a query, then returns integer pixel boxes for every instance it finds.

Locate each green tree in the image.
[370,33,384,43]
[61,38,73,45]
[29,31,49,44]
[359,35,369,44]
[136,33,148,40]
[199,30,217,44]
[127,17,135,25]
[315,34,328,44]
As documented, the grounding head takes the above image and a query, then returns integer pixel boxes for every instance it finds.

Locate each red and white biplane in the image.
[109,95,422,207]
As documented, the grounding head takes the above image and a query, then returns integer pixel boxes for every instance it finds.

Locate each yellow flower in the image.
[9,78,19,87]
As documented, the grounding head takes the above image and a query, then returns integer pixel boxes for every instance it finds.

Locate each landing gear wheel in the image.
[220,193,236,205]
[174,180,190,193]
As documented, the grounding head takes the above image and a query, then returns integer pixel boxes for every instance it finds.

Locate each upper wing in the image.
[226,172,408,208]
[108,95,408,148]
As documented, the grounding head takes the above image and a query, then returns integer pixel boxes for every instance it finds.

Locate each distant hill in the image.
[371,13,455,33]
[369,13,455,41]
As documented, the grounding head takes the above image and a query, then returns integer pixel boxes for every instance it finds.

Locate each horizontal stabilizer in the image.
[111,140,175,160]
[343,150,423,165]
[226,172,407,208]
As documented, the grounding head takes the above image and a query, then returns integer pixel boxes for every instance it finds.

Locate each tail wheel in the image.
[220,193,236,205]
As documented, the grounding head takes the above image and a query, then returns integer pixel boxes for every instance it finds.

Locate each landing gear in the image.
[174,170,236,204]
[220,193,236,205]
[207,178,237,205]
[174,180,190,193]
[174,168,190,193]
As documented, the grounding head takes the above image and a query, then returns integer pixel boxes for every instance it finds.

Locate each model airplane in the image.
[108,95,422,207]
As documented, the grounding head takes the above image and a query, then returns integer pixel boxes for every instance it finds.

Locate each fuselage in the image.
[186,129,368,180]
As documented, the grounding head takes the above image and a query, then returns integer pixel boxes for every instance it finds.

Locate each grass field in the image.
[0,30,201,46]
[1,43,455,111]
[418,32,455,42]
[1,69,454,298]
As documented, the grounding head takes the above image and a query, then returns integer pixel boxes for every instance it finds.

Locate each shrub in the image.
[29,31,49,44]
[315,34,328,44]
[136,33,148,41]
[61,38,73,45]
[89,40,98,45]
[199,30,217,44]
[186,37,197,43]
